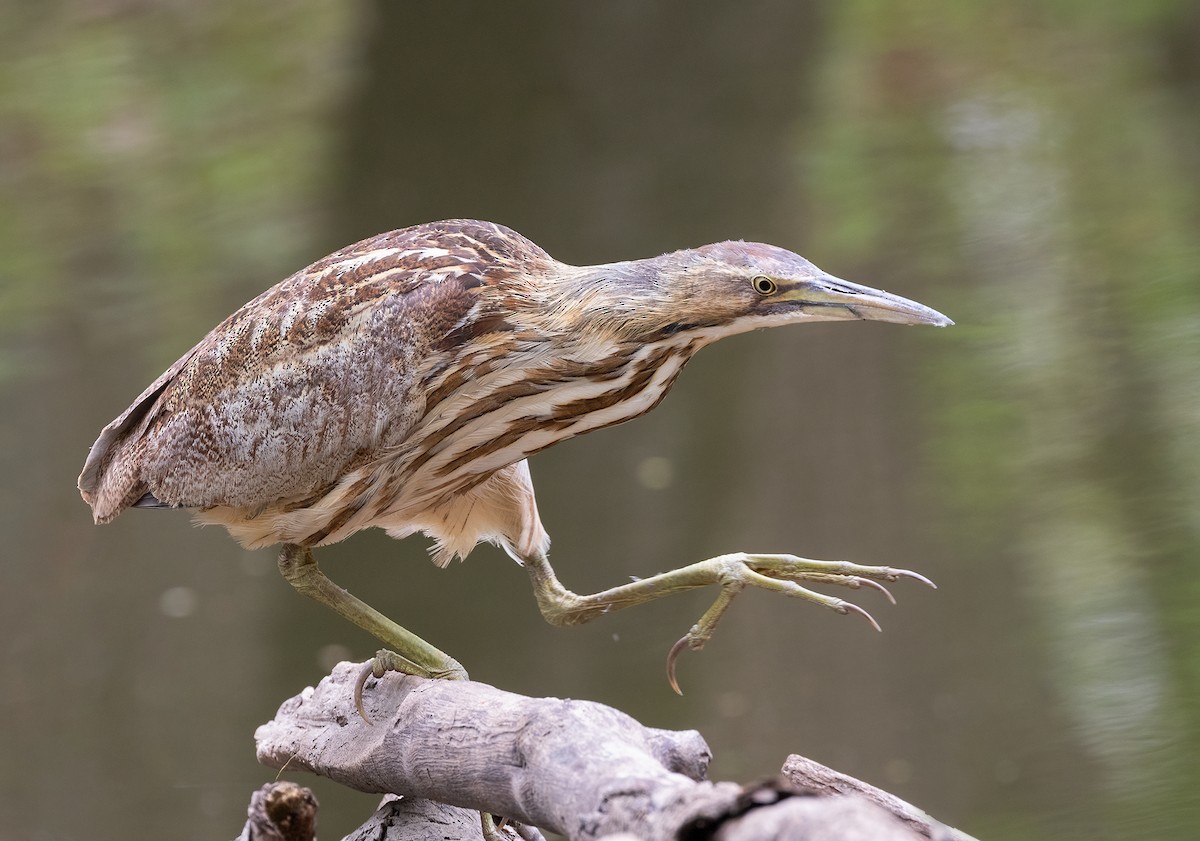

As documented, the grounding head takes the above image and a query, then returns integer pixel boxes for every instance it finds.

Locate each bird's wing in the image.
[79,220,550,521]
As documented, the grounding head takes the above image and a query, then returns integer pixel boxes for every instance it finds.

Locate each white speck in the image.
[159,586,198,618]
[636,456,674,490]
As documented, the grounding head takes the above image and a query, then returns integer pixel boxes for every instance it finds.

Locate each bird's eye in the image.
[752,275,777,295]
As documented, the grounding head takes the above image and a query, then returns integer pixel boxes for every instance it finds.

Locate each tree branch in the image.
[249,662,976,841]
[781,756,976,841]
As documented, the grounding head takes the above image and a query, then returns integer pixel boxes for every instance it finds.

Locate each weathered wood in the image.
[340,795,485,841]
[251,662,967,841]
[782,755,978,841]
[711,792,930,840]
[255,662,733,840]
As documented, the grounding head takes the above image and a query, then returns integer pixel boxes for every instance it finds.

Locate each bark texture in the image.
[251,662,975,841]
[782,756,976,841]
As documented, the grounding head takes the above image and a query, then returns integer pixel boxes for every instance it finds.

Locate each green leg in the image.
[521,550,935,692]
[277,544,467,720]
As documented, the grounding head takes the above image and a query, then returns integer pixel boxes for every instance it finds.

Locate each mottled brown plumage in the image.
[81,222,553,553]
[79,219,950,702]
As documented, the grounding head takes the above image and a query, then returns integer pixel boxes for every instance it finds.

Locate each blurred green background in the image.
[3,2,1199,839]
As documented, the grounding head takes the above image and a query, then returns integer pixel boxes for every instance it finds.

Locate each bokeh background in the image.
[3,2,1199,839]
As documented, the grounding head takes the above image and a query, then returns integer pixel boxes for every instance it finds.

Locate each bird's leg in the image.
[521,550,934,692]
[277,544,468,719]
[277,548,536,835]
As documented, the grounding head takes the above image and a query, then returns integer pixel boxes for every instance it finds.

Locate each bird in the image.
[78,218,951,716]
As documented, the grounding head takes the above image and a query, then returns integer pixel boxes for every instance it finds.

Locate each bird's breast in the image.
[391,336,700,506]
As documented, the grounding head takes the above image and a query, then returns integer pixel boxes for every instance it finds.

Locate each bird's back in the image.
[79,220,553,526]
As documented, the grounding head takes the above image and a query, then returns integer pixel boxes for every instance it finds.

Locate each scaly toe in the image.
[665,635,693,696]
[354,649,422,724]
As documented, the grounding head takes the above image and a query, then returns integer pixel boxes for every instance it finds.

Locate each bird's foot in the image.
[352,660,541,840]
[354,648,469,723]
[665,553,935,693]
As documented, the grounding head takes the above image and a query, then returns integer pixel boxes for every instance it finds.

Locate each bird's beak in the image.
[779,274,953,327]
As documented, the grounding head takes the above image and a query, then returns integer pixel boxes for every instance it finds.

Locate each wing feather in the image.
[79,220,548,522]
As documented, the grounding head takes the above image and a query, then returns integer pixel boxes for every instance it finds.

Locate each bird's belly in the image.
[196,454,548,569]
[190,457,407,548]
[195,342,691,552]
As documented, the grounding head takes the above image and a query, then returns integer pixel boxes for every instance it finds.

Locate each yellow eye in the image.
[752,275,777,295]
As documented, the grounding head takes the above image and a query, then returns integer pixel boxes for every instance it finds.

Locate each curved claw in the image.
[666,636,690,696]
[853,576,896,604]
[837,600,882,632]
[354,660,380,725]
[897,569,937,589]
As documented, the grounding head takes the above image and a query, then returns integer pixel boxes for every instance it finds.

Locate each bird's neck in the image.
[540,253,691,345]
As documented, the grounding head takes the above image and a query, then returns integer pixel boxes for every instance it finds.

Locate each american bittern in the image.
[79,219,950,714]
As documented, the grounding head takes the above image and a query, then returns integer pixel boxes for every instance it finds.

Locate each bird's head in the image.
[547,240,951,346]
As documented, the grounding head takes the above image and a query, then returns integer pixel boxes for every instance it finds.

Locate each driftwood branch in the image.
[781,755,977,841]
[248,662,976,841]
